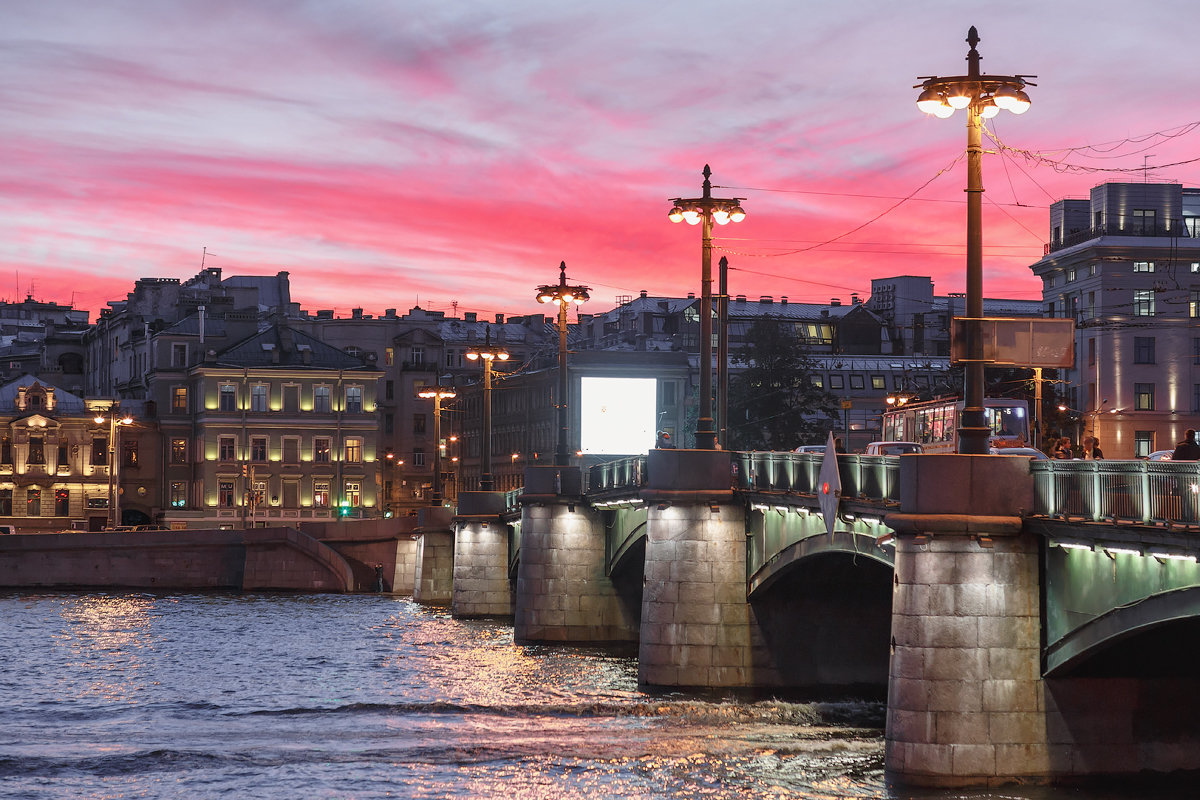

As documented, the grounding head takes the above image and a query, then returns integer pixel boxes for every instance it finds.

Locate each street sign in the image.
[951,317,1074,368]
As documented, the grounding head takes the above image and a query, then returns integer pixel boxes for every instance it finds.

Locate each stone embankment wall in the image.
[0,526,368,593]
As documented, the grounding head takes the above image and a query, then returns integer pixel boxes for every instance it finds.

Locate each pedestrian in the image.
[833,437,846,454]
[373,564,385,593]
[1042,435,1059,458]
[1171,429,1200,461]
[1054,437,1074,459]
[1088,436,1105,460]
[656,431,675,449]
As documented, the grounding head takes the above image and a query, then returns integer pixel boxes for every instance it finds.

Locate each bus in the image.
[881,396,1030,454]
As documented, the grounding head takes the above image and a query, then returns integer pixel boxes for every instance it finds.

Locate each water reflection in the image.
[1,592,1194,800]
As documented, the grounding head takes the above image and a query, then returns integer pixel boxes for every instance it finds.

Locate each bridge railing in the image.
[1032,460,1200,525]
[588,456,647,493]
[734,451,900,502]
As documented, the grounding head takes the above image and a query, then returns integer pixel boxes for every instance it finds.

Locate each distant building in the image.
[157,321,382,529]
[1028,181,1200,457]
[0,376,157,532]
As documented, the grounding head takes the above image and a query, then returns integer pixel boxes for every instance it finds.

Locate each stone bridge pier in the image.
[514,466,639,644]
[885,454,1200,786]
[451,491,513,618]
[637,449,754,688]
[885,454,1041,786]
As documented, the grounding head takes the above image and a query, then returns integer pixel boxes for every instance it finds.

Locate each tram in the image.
[881,396,1030,454]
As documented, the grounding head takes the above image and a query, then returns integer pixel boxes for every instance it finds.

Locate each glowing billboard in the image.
[579,377,657,455]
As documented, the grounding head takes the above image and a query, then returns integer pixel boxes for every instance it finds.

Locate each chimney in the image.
[759,295,772,304]
[687,292,695,299]
[384,308,397,319]
[781,296,788,306]
[352,308,363,319]
[495,313,505,324]
[831,298,842,306]
[736,294,746,303]
[465,312,477,323]
[640,290,648,298]
[852,293,861,305]
[317,309,333,319]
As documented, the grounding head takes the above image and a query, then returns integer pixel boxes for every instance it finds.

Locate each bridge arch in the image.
[749,537,894,693]
[1045,585,1200,677]
[748,530,894,598]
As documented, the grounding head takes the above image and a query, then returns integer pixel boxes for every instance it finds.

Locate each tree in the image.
[727,318,839,450]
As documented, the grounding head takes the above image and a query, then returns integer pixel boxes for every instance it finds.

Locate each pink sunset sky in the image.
[3,1,1199,322]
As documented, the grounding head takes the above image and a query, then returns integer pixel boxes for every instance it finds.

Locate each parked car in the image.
[864,441,924,456]
[793,445,827,454]
[988,446,1049,460]
[1147,450,1173,461]
[0,525,16,535]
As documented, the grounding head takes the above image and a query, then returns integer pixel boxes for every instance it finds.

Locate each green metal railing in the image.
[503,488,523,515]
[734,452,901,503]
[1032,460,1200,525]
[587,456,647,493]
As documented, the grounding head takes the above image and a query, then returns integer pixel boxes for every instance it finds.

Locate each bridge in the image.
[413,449,1200,787]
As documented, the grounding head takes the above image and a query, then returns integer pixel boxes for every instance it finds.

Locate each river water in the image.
[0,592,1191,799]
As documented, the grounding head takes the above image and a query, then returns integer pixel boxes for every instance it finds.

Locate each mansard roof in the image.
[0,375,89,414]
[214,324,372,370]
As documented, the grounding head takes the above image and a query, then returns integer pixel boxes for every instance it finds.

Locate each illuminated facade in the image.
[1029,181,1200,457]
[0,376,157,532]
[155,322,382,528]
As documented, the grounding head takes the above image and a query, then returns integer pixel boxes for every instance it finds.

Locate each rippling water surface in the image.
[0,592,1191,799]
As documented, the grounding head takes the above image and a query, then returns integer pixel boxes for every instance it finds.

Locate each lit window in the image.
[1134,382,1155,411]
[172,386,188,413]
[314,481,330,508]
[171,438,188,463]
[170,481,187,508]
[344,439,363,463]
[1133,289,1156,316]
[314,437,331,463]
[1133,261,1155,273]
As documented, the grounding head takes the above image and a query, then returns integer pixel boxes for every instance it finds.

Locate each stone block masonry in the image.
[638,500,751,688]
[515,502,638,643]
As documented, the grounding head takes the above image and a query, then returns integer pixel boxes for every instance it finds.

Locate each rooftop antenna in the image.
[1143,156,1153,182]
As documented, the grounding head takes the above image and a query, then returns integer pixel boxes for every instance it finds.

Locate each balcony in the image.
[1045,220,1190,255]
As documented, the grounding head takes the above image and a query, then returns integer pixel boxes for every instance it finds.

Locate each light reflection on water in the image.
[0,592,1191,799]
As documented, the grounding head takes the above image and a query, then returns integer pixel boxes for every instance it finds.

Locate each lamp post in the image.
[94,406,133,529]
[417,383,456,505]
[536,261,590,467]
[916,26,1033,454]
[669,166,746,450]
[465,326,509,491]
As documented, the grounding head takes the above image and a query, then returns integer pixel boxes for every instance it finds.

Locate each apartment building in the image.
[1029,181,1200,457]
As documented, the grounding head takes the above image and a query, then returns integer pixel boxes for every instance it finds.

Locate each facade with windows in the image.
[1029,181,1200,457]
[0,376,157,532]
[155,322,382,528]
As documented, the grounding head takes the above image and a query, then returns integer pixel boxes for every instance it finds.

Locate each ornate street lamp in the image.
[465,326,509,491]
[417,382,456,505]
[94,405,133,529]
[536,261,590,467]
[916,26,1032,454]
[668,166,746,450]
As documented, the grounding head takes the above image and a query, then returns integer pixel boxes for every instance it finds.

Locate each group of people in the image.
[1044,435,1105,460]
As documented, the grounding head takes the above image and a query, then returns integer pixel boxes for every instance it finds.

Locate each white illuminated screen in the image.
[580,377,658,455]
